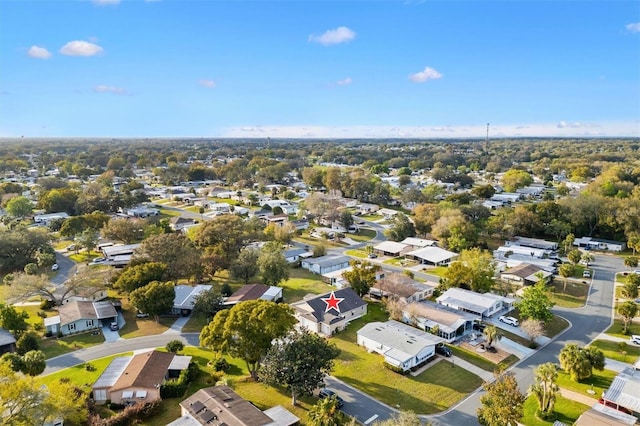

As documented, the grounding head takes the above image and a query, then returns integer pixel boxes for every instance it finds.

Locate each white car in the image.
[631,335,640,345]
[51,263,59,271]
[499,315,519,327]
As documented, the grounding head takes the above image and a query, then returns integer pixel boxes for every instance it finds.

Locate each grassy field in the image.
[40,331,106,359]
[547,280,589,308]
[522,394,590,426]
[556,368,617,400]
[330,303,484,414]
[544,315,571,338]
[347,228,377,242]
[38,353,132,387]
[280,268,333,302]
[182,313,210,333]
[589,339,640,363]
[606,319,640,339]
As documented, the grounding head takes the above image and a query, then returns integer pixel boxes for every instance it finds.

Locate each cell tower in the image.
[486,123,490,142]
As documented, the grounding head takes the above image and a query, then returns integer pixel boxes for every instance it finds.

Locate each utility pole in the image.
[486,123,490,143]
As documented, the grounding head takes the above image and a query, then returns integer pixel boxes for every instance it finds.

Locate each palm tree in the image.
[484,325,499,348]
[558,263,574,292]
[308,396,343,426]
[618,301,638,334]
[529,362,559,418]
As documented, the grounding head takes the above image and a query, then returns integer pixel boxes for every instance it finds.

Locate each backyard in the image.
[331,303,485,413]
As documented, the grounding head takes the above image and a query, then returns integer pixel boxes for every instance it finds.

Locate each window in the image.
[68,323,76,331]
[86,320,93,327]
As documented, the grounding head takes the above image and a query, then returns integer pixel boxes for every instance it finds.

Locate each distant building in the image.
[574,237,625,252]
[224,284,283,306]
[500,263,553,286]
[301,255,351,275]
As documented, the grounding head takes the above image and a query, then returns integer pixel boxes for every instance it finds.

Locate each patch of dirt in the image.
[459,341,511,363]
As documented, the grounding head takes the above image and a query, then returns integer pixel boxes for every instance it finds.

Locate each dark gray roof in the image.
[302,288,366,323]
[0,328,16,346]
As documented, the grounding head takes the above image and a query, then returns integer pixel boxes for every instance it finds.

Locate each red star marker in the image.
[322,291,344,313]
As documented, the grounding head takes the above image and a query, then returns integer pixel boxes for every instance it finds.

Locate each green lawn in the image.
[344,249,370,259]
[40,331,106,359]
[280,268,333,302]
[589,340,640,363]
[544,315,570,338]
[426,266,448,277]
[330,303,484,414]
[449,345,518,372]
[182,313,211,333]
[605,319,640,339]
[348,228,377,242]
[522,394,590,426]
[556,369,617,401]
[38,353,132,387]
[547,280,589,308]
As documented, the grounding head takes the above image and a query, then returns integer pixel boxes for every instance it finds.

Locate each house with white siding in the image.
[301,255,351,275]
[436,288,514,319]
[44,301,118,336]
[290,288,366,336]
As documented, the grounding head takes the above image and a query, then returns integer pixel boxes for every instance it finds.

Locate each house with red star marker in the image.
[290,288,367,337]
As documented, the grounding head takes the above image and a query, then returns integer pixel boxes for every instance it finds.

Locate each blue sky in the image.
[1,0,639,138]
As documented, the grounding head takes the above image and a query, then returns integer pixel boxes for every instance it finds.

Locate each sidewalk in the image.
[604,357,635,373]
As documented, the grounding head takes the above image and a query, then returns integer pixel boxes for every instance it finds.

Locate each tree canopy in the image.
[559,343,605,382]
[200,300,296,380]
[517,282,554,323]
[260,328,340,406]
[478,372,525,426]
[342,260,381,297]
[129,281,175,322]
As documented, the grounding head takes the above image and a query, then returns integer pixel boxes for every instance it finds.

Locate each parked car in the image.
[66,244,77,252]
[90,257,106,265]
[473,322,487,332]
[109,321,119,331]
[318,389,344,407]
[499,316,519,327]
[631,335,640,345]
[51,263,59,271]
[367,253,378,259]
[435,345,452,357]
[583,270,591,278]
[136,311,150,318]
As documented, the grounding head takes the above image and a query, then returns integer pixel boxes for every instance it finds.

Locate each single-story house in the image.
[506,236,558,251]
[370,273,436,303]
[301,255,351,275]
[124,207,159,218]
[170,217,198,232]
[358,203,379,214]
[34,212,69,226]
[399,237,438,249]
[173,284,212,316]
[290,219,310,230]
[574,237,625,252]
[170,385,299,426]
[93,350,191,405]
[283,247,311,263]
[436,288,515,319]
[0,328,16,355]
[574,404,638,426]
[406,246,458,266]
[56,285,108,305]
[377,208,400,220]
[493,252,558,273]
[601,367,640,419]
[208,202,231,213]
[357,320,443,372]
[262,214,290,227]
[322,267,385,289]
[490,193,522,204]
[224,284,283,306]
[495,245,551,259]
[373,241,410,257]
[290,288,367,336]
[102,243,141,260]
[44,300,118,336]
[404,301,480,342]
[500,263,553,286]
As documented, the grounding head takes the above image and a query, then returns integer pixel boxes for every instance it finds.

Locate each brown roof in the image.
[374,273,435,299]
[226,284,269,303]
[180,385,274,426]
[110,350,174,391]
[503,263,542,279]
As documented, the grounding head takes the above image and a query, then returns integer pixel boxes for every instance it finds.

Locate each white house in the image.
[357,320,443,372]
[44,301,118,336]
[400,237,438,249]
[405,301,480,342]
[406,246,458,266]
[173,284,212,316]
[301,255,351,275]
[507,236,558,251]
[373,241,409,257]
[436,288,514,318]
[34,212,69,226]
[574,237,625,252]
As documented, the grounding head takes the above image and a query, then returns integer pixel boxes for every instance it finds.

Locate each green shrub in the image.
[212,357,230,372]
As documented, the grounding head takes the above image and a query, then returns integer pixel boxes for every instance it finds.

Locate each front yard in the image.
[589,339,640,363]
[605,319,640,340]
[547,280,589,308]
[556,368,617,401]
[331,303,484,413]
[522,394,590,426]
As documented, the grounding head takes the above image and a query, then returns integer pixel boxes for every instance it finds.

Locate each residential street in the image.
[429,253,620,425]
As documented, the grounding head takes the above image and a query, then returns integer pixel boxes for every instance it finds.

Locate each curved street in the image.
[43,232,621,426]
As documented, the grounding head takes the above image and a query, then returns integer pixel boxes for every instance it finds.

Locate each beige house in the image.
[370,272,436,303]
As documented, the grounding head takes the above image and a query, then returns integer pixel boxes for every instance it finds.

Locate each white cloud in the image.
[198,79,216,88]
[60,40,103,56]
[308,26,355,46]
[220,121,638,138]
[336,77,352,86]
[92,0,120,5]
[557,121,600,129]
[27,46,52,59]
[409,66,443,83]
[93,85,128,95]
[626,22,640,33]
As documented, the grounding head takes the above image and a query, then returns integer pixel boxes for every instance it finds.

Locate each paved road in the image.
[429,253,619,425]
[51,250,76,286]
[43,333,200,375]
[325,376,396,425]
